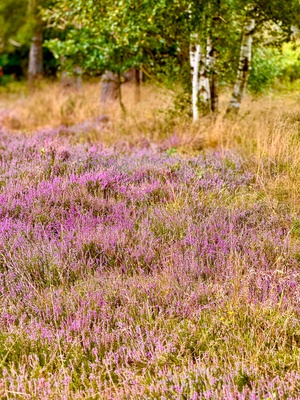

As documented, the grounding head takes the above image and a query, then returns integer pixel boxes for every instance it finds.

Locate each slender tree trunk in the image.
[74,66,83,90]
[209,5,221,114]
[28,27,43,84]
[198,38,211,113]
[122,68,142,103]
[100,70,119,103]
[209,42,219,113]
[190,34,201,122]
[134,68,141,103]
[117,71,126,114]
[227,17,255,114]
[60,56,70,89]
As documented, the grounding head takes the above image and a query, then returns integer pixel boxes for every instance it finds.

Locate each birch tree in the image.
[189,39,212,119]
[227,16,255,113]
[189,36,212,121]
[208,1,223,114]
[209,39,219,112]
[41,0,300,118]
[225,0,300,113]
[188,0,226,118]
[198,38,211,112]
[190,34,201,121]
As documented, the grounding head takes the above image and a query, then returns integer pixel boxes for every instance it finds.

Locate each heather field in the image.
[0,85,300,399]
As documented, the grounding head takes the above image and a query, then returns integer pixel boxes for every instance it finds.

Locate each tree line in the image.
[1,0,299,118]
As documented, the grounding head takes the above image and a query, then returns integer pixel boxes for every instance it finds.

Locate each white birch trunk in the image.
[198,38,211,112]
[227,18,255,114]
[190,34,201,122]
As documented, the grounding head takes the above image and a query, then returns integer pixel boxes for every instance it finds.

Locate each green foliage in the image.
[1,0,300,97]
[43,0,192,75]
[248,41,300,93]
[0,0,29,52]
[0,0,59,79]
[248,47,283,92]
[280,42,300,82]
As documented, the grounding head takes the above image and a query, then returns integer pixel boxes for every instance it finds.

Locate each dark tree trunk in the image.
[123,68,142,103]
[28,28,43,84]
[100,70,119,103]
[209,46,219,113]
[117,71,126,114]
[134,68,141,103]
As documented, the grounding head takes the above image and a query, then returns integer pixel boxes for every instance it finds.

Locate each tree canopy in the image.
[0,0,299,112]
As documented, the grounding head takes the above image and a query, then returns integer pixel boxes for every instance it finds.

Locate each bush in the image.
[280,42,300,82]
[248,47,283,93]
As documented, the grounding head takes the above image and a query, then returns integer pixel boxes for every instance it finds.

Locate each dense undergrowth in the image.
[0,83,300,399]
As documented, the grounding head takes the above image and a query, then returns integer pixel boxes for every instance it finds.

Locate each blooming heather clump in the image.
[0,127,299,399]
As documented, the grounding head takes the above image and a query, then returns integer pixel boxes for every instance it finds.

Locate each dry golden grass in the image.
[0,79,299,212]
[0,80,172,133]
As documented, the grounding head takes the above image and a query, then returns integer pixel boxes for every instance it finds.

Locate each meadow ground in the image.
[0,81,299,399]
